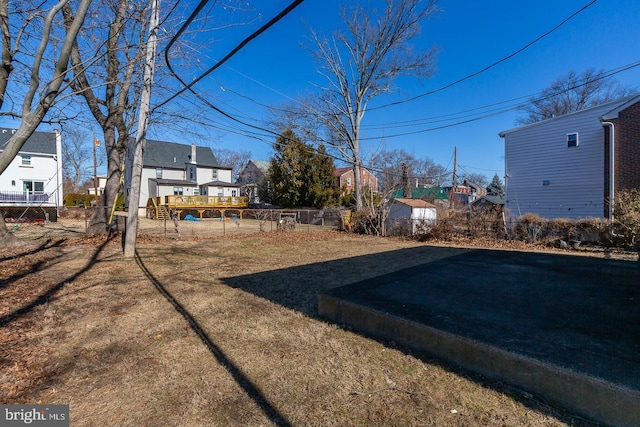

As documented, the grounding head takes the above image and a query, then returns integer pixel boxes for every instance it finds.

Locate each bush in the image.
[64,193,93,207]
[613,189,640,247]
[515,213,544,243]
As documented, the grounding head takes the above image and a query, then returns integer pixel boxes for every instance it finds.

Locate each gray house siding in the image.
[501,102,621,219]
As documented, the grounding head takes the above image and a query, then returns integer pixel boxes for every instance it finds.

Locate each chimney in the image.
[190,143,197,164]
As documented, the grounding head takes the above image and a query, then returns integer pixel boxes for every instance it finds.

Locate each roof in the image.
[602,94,640,120]
[0,127,57,155]
[390,186,449,200]
[250,160,270,174]
[498,95,640,137]
[143,139,218,168]
[472,195,505,205]
[204,180,241,187]
[151,178,199,186]
[391,198,437,208]
[334,166,352,176]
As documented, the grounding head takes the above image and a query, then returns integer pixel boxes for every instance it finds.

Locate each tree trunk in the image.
[124,0,159,257]
[0,211,30,247]
[86,130,124,234]
[354,162,363,210]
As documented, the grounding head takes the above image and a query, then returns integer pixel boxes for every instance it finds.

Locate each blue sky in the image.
[171,0,640,182]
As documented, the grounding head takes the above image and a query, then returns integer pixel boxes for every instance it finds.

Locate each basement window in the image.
[567,133,579,148]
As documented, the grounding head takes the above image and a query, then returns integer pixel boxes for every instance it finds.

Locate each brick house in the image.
[499,95,640,220]
[334,166,378,195]
[602,96,640,220]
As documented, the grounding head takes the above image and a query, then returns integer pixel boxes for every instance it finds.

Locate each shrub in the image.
[613,189,640,247]
[64,193,93,207]
[515,213,544,243]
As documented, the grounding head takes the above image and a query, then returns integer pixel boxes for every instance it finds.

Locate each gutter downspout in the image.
[601,121,615,223]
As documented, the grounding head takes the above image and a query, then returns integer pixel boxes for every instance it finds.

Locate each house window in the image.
[232,190,237,197]
[212,169,218,180]
[21,155,31,166]
[567,133,579,148]
[346,177,352,186]
[23,180,44,193]
[193,188,200,196]
[173,187,183,195]
[156,168,163,179]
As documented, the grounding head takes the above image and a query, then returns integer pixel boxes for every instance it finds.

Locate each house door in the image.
[23,181,44,194]
[23,181,33,195]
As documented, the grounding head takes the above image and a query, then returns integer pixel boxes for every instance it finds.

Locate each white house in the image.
[385,198,437,236]
[124,139,237,214]
[499,95,640,220]
[0,127,63,213]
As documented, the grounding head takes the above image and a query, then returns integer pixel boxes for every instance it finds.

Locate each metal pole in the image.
[93,132,99,205]
[124,0,160,257]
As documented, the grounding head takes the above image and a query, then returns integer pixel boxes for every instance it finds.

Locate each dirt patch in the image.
[0,232,602,426]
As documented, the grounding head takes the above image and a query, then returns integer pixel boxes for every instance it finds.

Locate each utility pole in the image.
[451,146,457,212]
[93,132,99,205]
[124,0,160,257]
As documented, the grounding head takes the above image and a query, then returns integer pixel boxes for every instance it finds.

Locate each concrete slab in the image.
[318,249,640,427]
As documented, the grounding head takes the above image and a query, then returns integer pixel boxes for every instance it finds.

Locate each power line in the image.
[154,0,306,111]
[367,0,599,112]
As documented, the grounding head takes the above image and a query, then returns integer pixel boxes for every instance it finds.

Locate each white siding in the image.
[215,168,232,184]
[502,103,615,219]
[0,153,60,206]
[386,201,437,235]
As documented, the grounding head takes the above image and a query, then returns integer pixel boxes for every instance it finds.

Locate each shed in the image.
[385,198,437,236]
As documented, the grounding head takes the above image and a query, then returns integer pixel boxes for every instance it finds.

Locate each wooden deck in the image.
[146,195,249,220]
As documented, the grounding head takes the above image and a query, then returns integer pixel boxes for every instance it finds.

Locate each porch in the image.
[0,191,55,204]
[146,195,249,220]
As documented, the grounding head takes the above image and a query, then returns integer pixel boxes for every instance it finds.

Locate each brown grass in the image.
[0,231,599,426]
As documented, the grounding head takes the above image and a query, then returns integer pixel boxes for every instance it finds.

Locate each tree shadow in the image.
[0,240,68,291]
[0,236,115,328]
[220,245,636,426]
[134,251,292,427]
[0,239,62,262]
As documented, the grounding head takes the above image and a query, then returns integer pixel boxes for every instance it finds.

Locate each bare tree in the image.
[213,148,252,182]
[460,172,488,188]
[0,0,92,245]
[62,0,154,234]
[308,0,438,210]
[370,148,446,193]
[64,1,257,234]
[60,126,100,192]
[517,69,638,125]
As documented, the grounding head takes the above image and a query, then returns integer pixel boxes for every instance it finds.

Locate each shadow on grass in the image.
[0,237,114,328]
[134,251,292,427]
[0,240,71,292]
[220,245,638,426]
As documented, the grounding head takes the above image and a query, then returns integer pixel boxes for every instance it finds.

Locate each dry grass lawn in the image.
[1,231,600,426]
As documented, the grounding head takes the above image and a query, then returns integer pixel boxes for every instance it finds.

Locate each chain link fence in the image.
[2,206,342,242]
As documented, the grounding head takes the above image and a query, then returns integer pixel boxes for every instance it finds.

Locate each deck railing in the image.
[153,195,249,209]
[0,191,53,204]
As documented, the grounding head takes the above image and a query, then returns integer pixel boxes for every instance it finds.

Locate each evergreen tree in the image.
[267,129,337,208]
[486,173,505,198]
